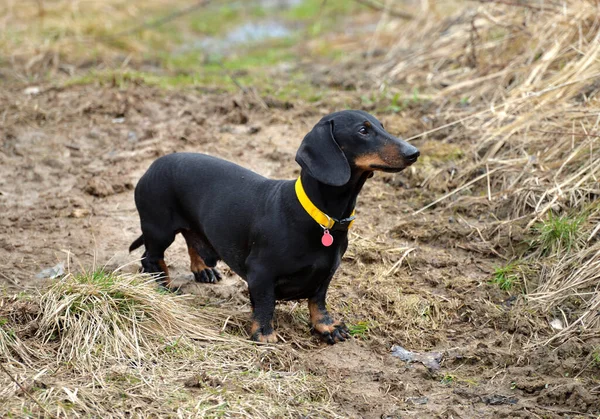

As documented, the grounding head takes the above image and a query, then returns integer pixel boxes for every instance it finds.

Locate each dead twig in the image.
[354,0,415,20]
[530,130,600,138]
[475,0,566,14]
[384,248,415,276]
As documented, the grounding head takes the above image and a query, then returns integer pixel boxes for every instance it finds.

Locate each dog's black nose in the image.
[405,150,420,162]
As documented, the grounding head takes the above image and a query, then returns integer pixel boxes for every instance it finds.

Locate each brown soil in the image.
[1,84,598,418]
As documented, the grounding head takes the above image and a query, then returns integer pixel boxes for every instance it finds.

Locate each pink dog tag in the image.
[321,230,333,247]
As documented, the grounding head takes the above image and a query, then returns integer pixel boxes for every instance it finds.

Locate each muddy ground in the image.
[1,82,598,418]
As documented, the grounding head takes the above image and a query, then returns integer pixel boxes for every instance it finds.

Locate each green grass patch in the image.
[285,0,364,21]
[531,212,586,256]
[189,4,241,36]
[283,0,366,37]
[65,69,234,90]
[592,348,600,368]
[441,373,456,385]
[491,262,522,291]
[65,64,326,103]
[348,321,370,339]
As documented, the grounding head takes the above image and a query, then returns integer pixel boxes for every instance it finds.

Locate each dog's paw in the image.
[313,321,350,345]
[193,268,222,283]
[251,331,278,344]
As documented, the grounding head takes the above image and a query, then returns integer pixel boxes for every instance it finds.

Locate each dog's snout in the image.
[405,149,420,160]
[403,145,420,162]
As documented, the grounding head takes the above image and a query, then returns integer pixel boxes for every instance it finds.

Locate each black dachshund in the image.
[129,110,419,343]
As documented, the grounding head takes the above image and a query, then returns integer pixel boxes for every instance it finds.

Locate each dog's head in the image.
[296,110,420,186]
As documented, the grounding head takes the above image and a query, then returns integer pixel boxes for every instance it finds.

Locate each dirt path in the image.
[1,84,598,417]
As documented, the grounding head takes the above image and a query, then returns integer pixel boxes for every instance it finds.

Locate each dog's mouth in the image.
[370,157,418,173]
[370,165,406,173]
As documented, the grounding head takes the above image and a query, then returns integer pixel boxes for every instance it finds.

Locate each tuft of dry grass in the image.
[0,269,342,418]
[35,269,231,369]
[0,297,39,366]
[528,241,600,346]
[380,0,600,219]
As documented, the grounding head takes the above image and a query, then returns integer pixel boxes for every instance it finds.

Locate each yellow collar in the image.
[295,177,355,230]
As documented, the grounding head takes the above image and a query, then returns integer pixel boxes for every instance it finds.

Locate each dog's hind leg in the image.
[140,226,176,289]
[181,230,222,283]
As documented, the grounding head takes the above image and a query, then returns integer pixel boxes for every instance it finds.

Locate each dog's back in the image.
[134,152,289,276]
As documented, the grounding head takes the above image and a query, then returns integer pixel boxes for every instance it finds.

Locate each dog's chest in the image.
[273,248,343,300]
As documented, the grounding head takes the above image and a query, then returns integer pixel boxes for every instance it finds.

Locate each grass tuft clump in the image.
[1,269,342,417]
[491,260,536,293]
[35,269,228,368]
[348,320,370,339]
[492,263,521,292]
[0,297,39,365]
[531,212,586,256]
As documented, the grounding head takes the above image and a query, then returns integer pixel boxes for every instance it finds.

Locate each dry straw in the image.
[378,0,600,344]
[0,269,340,417]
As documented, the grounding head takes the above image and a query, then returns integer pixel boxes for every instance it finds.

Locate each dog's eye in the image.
[359,126,368,135]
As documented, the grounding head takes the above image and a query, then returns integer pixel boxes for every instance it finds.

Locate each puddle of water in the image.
[176,0,377,57]
[251,0,303,7]
[225,20,291,44]
[181,20,293,55]
[176,0,303,56]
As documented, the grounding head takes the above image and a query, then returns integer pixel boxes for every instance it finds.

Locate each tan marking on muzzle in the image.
[354,144,404,170]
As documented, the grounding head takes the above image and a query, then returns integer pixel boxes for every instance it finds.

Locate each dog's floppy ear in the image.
[295,119,351,186]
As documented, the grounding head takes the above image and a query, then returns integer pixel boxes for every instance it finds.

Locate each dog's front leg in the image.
[247,270,278,343]
[308,287,350,345]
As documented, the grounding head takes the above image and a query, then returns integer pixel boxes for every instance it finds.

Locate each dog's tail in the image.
[129,234,145,253]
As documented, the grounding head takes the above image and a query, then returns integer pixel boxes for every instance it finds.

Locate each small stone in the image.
[36,262,65,279]
[23,86,41,96]
[70,208,91,218]
[549,318,564,330]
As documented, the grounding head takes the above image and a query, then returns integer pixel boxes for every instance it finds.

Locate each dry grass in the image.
[529,241,600,345]
[36,269,233,369]
[332,234,459,348]
[0,297,39,367]
[0,269,341,417]
[379,0,600,344]
[0,0,195,80]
